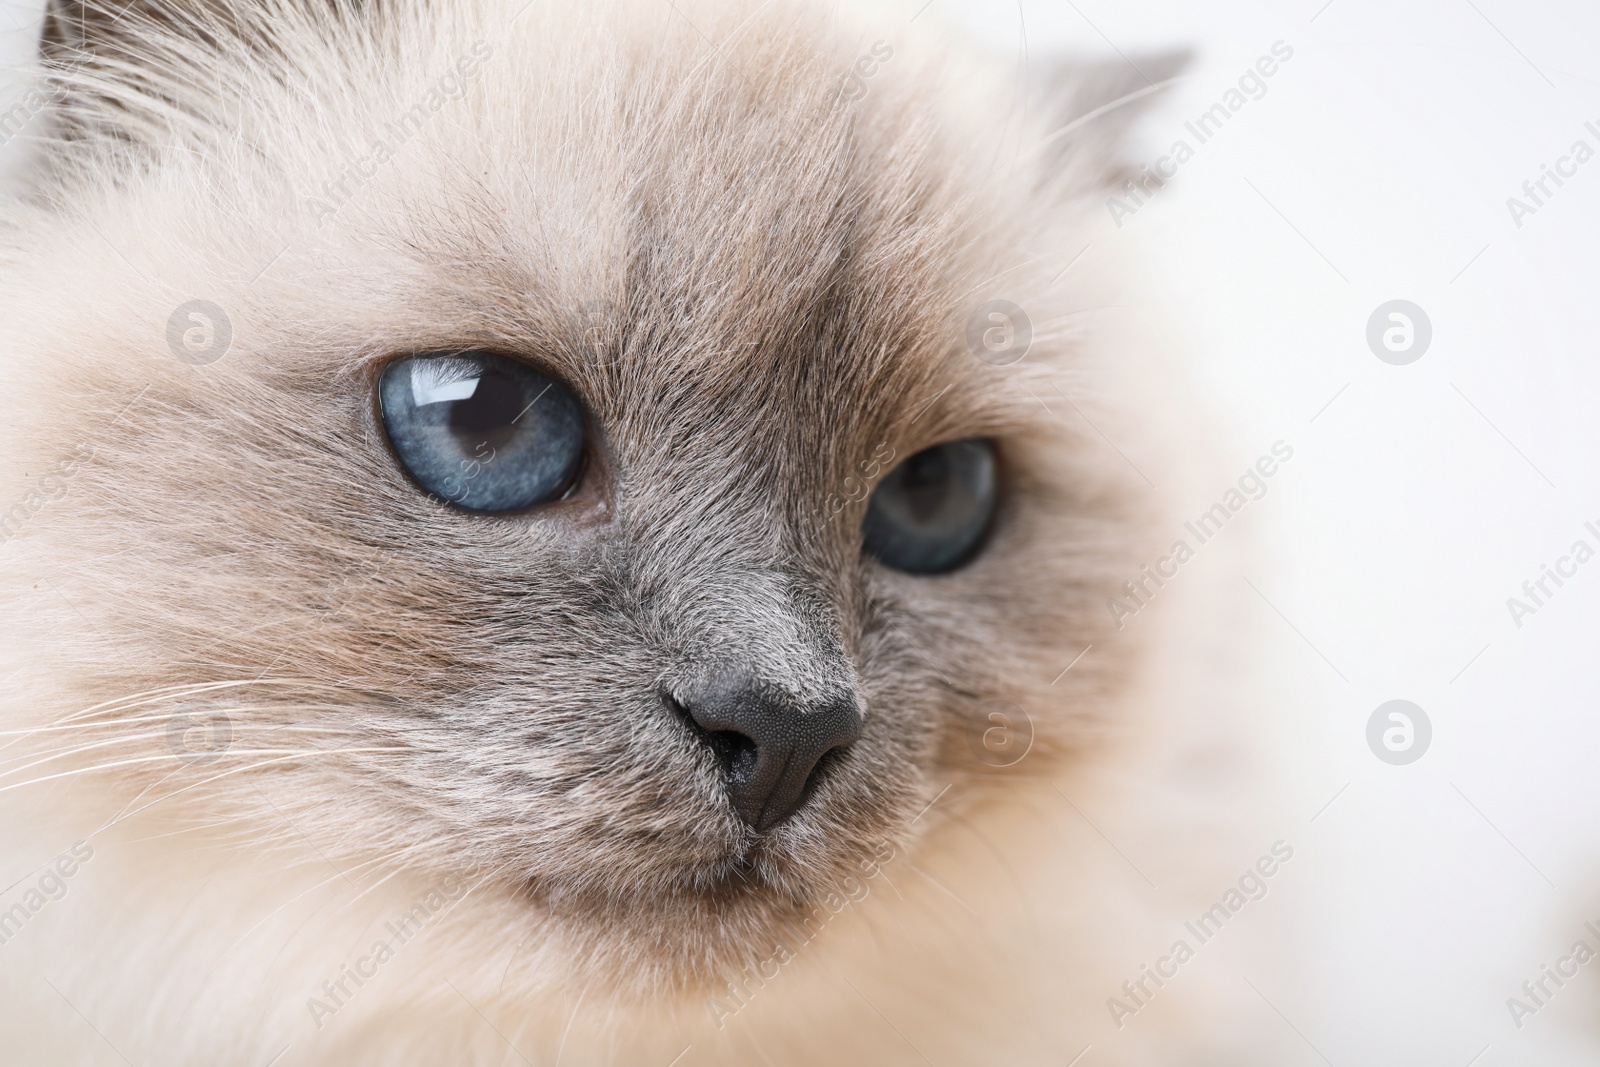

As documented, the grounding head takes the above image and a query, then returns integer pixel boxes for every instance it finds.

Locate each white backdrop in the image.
[3,0,1598,1063]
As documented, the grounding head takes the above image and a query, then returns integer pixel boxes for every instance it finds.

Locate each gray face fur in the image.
[1,0,1162,995]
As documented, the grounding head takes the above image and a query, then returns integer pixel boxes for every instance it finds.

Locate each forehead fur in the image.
[20,0,1055,414]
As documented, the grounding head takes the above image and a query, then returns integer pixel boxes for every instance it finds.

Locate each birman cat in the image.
[0,0,1281,1063]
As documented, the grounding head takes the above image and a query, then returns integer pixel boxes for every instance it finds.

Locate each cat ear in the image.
[33,0,298,151]
[34,0,216,145]
[38,0,222,82]
[1031,51,1191,196]
[38,0,256,67]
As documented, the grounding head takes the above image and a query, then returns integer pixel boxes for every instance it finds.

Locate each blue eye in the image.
[378,351,585,513]
[861,439,997,574]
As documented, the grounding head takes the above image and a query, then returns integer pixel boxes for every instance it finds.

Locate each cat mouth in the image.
[690,810,894,911]
[693,831,902,938]
[698,828,788,886]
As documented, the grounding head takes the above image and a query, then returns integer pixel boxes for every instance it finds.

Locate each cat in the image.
[0,0,1283,1062]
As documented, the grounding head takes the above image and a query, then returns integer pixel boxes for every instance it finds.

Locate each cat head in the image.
[0,0,1176,994]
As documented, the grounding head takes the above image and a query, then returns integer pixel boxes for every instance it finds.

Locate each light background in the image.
[3,0,1598,1063]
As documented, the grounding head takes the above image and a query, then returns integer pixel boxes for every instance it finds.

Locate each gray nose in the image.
[676,678,862,832]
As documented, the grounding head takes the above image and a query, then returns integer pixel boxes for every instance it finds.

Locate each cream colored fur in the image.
[0,1,1288,1062]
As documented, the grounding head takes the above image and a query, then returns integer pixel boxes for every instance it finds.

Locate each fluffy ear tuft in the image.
[34,0,233,151]
[33,0,343,157]
[1032,50,1190,196]
[40,0,296,68]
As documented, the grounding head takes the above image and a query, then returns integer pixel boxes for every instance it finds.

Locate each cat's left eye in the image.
[378,351,585,512]
[861,438,998,574]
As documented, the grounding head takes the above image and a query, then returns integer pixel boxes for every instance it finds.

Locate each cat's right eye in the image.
[378,351,585,512]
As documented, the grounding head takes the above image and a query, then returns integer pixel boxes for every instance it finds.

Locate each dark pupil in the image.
[899,450,952,522]
[446,369,525,451]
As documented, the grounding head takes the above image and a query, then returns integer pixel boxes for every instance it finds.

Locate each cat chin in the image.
[512,819,912,975]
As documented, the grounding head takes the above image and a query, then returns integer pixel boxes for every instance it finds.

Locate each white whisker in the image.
[0,747,408,795]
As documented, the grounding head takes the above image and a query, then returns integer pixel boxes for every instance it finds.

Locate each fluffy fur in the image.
[0,1,1278,1062]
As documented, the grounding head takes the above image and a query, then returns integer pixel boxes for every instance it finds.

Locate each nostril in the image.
[667,693,758,779]
[668,679,862,832]
[706,729,760,780]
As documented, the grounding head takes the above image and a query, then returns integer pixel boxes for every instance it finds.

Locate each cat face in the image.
[0,0,1158,993]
